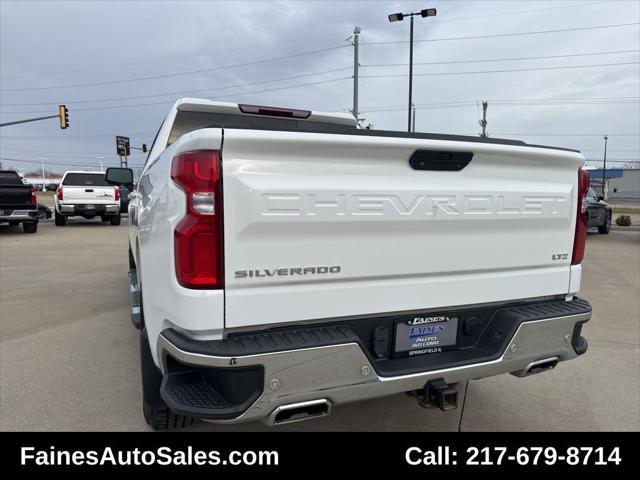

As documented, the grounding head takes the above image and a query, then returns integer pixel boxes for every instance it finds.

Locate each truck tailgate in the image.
[221,129,584,329]
[62,186,116,204]
[0,185,32,206]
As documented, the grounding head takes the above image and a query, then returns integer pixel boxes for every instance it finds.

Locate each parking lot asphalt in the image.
[1,216,638,432]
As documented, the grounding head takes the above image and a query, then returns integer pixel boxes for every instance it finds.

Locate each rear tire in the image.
[110,213,121,226]
[140,327,195,430]
[22,222,37,234]
[598,212,611,234]
[54,211,66,226]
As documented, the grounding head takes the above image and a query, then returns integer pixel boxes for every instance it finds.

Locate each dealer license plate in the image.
[394,315,458,358]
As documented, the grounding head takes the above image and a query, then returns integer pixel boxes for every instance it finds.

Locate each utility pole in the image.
[351,26,361,125]
[602,135,608,198]
[479,101,488,138]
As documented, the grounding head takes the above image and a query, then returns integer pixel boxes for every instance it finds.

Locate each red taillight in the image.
[56,187,63,201]
[114,185,120,202]
[171,150,223,289]
[31,187,37,205]
[572,168,590,265]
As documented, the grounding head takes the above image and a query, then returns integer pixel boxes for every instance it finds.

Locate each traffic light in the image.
[59,105,69,129]
[142,143,148,153]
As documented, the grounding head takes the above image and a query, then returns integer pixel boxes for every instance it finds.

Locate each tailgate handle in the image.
[85,188,94,192]
[409,150,473,171]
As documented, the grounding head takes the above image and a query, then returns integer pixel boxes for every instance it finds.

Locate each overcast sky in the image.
[1,0,638,174]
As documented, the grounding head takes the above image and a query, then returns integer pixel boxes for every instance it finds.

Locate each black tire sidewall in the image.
[599,212,612,234]
[54,211,66,226]
[23,222,38,233]
[140,327,165,410]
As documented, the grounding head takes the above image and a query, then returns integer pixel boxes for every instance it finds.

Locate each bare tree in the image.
[623,161,640,169]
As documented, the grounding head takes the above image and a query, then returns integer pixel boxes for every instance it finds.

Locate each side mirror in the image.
[597,195,604,202]
[105,167,134,189]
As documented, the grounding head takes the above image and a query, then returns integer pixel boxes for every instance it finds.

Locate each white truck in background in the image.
[54,171,122,226]
[106,99,592,430]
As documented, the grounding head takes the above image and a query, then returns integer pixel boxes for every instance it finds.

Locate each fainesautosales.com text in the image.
[20,446,279,467]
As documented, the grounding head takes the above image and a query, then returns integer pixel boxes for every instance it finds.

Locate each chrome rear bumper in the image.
[0,209,37,221]
[157,307,590,425]
[59,204,119,213]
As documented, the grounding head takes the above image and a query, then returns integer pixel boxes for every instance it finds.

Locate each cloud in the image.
[1,0,638,173]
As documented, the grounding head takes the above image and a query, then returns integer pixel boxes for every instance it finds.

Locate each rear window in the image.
[62,173,109,186]
[0,171,24,185]
[167,110,357,146]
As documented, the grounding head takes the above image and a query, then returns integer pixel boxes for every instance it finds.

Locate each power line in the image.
[0,131,153,139]
[361,97,640,108]
[1,39,349,83]
[0,45,348,92]
[360,61,640,78]
[0,67,352,107]
[4,51,632,109]
[7,50,640,109]
[493,133,640,137]
[0,146,119,155]
[0,1,607,81]
[5,50,635,109]
[584,159,640,163]
[362,1,611,32]
[4,22,632,94]
[359,97,640,112]
[581,148,640,152]
[360,22,640,46]
[0,156,145,168]
[0,149,121,158]
[362,49,640,67]
[0,76,351,115]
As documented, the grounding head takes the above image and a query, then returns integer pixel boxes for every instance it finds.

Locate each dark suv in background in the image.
[586,188,612,234]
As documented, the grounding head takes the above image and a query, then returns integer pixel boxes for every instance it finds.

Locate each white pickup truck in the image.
[54,171,121,226]
[106,98,591,430]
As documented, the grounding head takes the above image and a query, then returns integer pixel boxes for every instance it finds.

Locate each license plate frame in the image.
[393,315,459,358]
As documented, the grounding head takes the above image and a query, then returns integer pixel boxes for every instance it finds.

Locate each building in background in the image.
[587,168,640,203]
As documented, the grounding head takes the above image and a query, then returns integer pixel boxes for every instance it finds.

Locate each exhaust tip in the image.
[511,357,559,378]
[267,399,332,426]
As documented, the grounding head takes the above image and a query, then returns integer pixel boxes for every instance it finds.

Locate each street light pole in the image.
[38,157,48,192]
[388,8,437,133]
[602,135,608,198]
[408,15,414,132]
